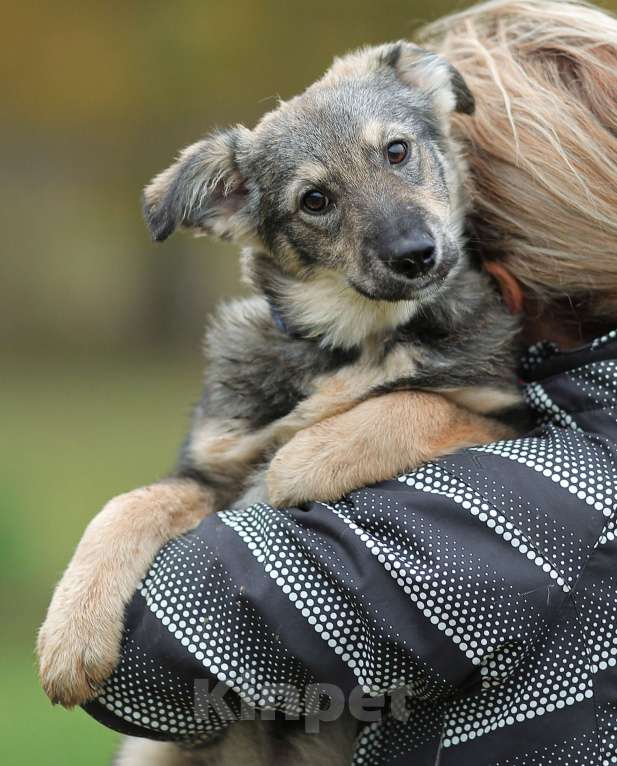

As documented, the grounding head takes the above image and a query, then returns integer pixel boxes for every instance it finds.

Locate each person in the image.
[84,1,617,763]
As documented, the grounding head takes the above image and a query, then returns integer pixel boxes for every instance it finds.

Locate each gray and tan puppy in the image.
[38,42,521,764]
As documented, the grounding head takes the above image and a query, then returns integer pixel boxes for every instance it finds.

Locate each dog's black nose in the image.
[384,235,436,280]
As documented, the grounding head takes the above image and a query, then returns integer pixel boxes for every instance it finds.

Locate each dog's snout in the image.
[383,234,436,280]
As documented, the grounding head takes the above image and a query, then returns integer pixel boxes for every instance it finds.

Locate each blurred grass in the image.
[1,647,117,765]
[1,352,203,764]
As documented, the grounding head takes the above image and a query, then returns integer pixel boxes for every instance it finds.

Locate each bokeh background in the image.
[3,1,614,763]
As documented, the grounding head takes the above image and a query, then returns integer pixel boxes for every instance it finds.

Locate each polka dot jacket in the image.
[85,330,617,765]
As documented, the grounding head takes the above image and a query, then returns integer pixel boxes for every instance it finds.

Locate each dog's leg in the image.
[37,478,215,708]
[114,737,196,766]
[185,352,415,490]
[262,345,422,448]
[267,390,516,507]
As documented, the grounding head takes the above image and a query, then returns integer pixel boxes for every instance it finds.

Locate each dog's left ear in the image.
[143,126,256,243]
[328,41,474,119]
[383,41,475,118]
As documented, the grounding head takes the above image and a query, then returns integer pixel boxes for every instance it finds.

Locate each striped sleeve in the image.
[84,420,611,745]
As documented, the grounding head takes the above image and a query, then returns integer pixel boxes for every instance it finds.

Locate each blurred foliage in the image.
[1,353,202,763]
[4,0,617,763]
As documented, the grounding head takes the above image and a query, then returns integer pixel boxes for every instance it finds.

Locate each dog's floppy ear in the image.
[143,126,255,243]
[382,41,475,117]
[327,41,474,119]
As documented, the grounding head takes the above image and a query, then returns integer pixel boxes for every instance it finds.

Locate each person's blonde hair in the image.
[420,0,617,325]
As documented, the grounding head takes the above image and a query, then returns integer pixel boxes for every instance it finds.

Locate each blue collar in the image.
[268,299,307,340]
[269,302,291,335]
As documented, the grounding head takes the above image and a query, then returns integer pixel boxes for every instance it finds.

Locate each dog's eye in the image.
[386,141,408,165]
[301,190,330,214]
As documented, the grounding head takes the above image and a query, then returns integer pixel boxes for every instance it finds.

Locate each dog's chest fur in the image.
[185,266,519,459]
[198,297,362,430]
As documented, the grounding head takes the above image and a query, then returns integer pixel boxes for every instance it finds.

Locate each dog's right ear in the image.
[143,126,255,243]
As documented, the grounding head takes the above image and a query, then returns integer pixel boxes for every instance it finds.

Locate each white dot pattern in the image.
[525,382,581,430]
[398,464,572,592]
[220,502,452,700]
[330,484,552,667]
[472,426,616,520]
[592,329,617,350]
[88,332,617,765]
[97,640,221,744]
[494,731,601,765]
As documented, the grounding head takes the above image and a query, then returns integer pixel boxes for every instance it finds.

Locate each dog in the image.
[37,41,522,764]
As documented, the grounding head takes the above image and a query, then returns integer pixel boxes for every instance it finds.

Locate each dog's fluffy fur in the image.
[38,41,521,764]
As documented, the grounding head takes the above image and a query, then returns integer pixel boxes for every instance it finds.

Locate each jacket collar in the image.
[521,329,617,382]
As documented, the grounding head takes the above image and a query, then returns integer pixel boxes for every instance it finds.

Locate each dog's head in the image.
[144,42,474,342]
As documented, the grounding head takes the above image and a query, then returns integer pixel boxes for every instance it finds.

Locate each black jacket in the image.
[86,331,617,765]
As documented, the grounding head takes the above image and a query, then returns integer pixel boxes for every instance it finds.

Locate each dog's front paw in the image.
[36,481,212,708]
[267,424,348,508]
[266,449,312,508]
[37,587,123,708]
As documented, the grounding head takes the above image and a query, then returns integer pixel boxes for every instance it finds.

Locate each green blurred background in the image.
[4,1,614,763]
